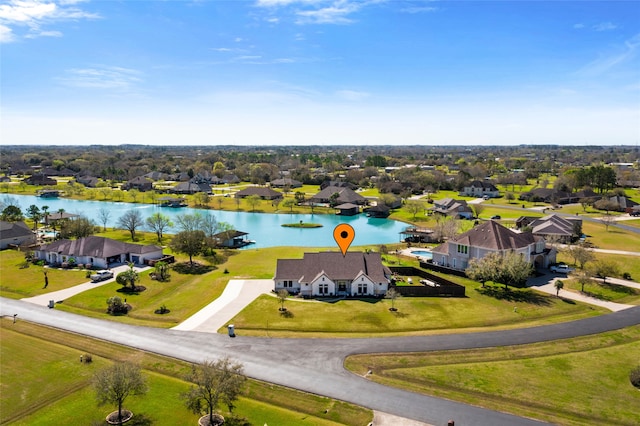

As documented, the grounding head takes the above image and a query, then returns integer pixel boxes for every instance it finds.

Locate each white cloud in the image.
[254,0,380,25]
[25,29,62,38]
[577,32,640,77]
[0,23,15,42]
[593,21,617,32]
[0,0,99,42]
[336,89,370,101]
[58,66,143,91]
[401,6,437,14]
[573,23,584,29]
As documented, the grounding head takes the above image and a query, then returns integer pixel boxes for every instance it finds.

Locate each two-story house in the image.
[431,220,555,271]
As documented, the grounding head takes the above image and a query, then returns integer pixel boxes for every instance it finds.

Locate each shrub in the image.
[622,272,632,280]
[82,353,93,363]
[106,296,128,315]
[631,366,640,389]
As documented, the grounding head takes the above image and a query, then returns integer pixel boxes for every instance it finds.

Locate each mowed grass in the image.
[227,273,607,338]
[1,319,372,426]
[345,325,640,426]
[54,246,316,327]
[0,250,89,299]
[581,220,640,251]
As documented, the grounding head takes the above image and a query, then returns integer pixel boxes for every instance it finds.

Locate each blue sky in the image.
[1,0,639,146]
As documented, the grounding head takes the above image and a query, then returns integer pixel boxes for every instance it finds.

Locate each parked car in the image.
[550,264,574,274]
[630,210,640,217]
[490,215,501,220]
[90,270,114,282]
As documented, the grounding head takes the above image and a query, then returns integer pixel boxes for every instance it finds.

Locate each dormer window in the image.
[456,244,468,254]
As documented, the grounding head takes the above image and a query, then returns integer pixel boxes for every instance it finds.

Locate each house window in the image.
[358,284,368,294]
[318,284,328,295]
[457,244,468,254]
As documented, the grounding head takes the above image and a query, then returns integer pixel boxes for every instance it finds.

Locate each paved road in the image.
[3,297,640,425]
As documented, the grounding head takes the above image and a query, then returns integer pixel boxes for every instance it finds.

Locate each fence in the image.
[389,266,465,297]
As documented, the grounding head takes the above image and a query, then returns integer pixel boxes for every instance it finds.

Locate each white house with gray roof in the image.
[274,251,391,297]
[34,236,164,269]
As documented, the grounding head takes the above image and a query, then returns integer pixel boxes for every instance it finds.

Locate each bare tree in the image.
[117,209,144,241]
[146,212,173,242]
[276,289,289,311]
[599,214,616,232]
[385,288,400,311]
[98,207,111,232]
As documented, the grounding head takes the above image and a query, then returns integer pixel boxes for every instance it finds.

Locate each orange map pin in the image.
[333,223,355,256]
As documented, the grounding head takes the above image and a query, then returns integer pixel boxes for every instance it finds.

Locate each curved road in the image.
[3,297,640,425]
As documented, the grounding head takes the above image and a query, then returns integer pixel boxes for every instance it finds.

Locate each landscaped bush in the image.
[106,296,129,315]
[623,272,632,280]
[82,353,93,363]
[630,366,640,389]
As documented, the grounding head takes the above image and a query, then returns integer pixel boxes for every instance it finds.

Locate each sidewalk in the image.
[21,264,150,306]
[528,273,636,312]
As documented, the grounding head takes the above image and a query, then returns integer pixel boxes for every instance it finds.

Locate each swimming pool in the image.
[410,250,432,259]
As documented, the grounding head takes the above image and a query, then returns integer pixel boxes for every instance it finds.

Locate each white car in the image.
[90,270,114,282]
[550,264,573,274]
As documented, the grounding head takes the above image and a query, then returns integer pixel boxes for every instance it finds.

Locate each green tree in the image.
[115,263,139,291]
[146,212,173,242]
[60,216,96,239]
[404,200,423,220]
[466,254,500,287]
[170,230,206,265]
[1,205,23,222]
[93,361,147,426]
[26,204,41,231]
[282,198,296,213]
[245,194,262,212]
[554,280,564,297]
[154,261,169,282]
[591,259,620,285]
[182,357,247,425]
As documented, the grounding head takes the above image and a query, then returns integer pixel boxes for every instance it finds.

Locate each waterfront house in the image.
[0,221,36,249]
[234,186,283,200]
[274,251,391,297]
[34,236,164,269]
[431,220,555,271]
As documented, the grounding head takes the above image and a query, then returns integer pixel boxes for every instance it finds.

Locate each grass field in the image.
[345,325,640,426]
[226,273,606,337]
[1,318,372,426]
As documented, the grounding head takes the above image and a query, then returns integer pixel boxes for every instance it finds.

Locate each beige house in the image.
[432,220,555,271]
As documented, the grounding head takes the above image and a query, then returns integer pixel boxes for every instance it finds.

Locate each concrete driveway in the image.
[21,264,150,307]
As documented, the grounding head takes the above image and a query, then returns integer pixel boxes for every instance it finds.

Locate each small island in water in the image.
[281,222,323,229]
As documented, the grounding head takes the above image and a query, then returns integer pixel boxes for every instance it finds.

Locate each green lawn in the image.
[1,319,372,426]
[345,326,640,426]
[227,275,606,337]
[0,250,89,299]
[53,246,317,327]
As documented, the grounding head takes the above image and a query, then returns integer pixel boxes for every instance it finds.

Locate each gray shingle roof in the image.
[39,236,161,258]
[275,251,390,283]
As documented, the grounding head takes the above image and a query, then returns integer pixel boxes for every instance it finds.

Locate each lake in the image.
[5,194,410,249]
